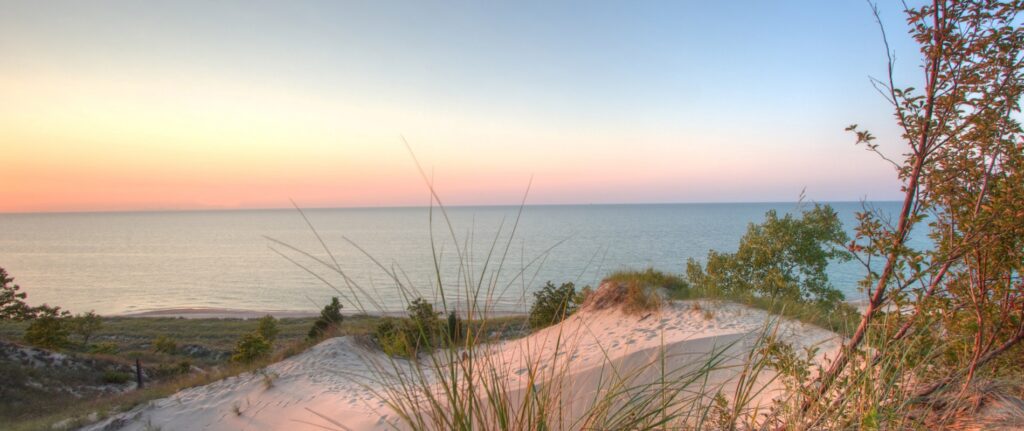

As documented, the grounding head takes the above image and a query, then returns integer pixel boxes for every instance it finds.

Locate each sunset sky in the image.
[1,1,921,213]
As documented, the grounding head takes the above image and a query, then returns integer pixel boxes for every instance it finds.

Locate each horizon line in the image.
[0,199,901,216]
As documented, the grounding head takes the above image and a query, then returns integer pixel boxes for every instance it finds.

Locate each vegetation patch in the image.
[528,281,585,329]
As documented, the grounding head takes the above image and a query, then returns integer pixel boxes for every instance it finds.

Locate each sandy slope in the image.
[79,301,840,431]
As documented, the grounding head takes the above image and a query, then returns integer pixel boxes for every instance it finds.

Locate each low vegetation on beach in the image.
[0,291,528,431]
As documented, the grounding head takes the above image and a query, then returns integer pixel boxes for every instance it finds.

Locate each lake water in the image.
[0,202,908,316]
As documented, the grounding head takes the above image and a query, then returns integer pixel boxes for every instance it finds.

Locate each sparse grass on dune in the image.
[601,268,860,336]
[604,267,691,298]
[0,311,530,431]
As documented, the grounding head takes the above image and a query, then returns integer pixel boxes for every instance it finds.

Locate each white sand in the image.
[80,300,840,431]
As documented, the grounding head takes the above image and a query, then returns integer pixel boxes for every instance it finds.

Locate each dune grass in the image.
[601,267,861,336]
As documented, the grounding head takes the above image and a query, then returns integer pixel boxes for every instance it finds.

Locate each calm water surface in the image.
[0,203,910,315]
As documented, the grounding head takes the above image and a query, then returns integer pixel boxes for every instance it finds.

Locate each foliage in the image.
[232,316,278,364]
[686,204,851,310]
[69,311,103,345]
[604,268,690,299]
[101,370,132,384]
[621,280,664,314]
[22,307,70,349]
[307,297,343,340]
[405,297,440,349]
[528,281,581,329]
[0,314,344,431]
[788,1,1024,426]
[373,319,414,358]
[152,335,177,355]
[231,332,272,363]
[0,267,34,320]
[150,360,193,379]
[256,314,279,343]
[90,341,119,355]
[445,311,462,345]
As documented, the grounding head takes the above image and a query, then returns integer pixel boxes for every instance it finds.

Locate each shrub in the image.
[371,299,444,357]
[622,280,663,315]
[90,341,119,355]
[307,297,343,340]
[445,311,463,345]
[101,370,132,384]
[153,335,177,355]
[528,281,579,329]
[153,360,193,378]
[23,307,70,349]
[405,298,440,349]
[231,333,271,363]
[374,319,414,358]
[69,311,102,345]
[605,268,690,299]
[257,314,279,343]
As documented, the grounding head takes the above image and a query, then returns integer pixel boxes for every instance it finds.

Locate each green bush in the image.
[23,307,70,349]
[153,335,177,355]
[257,314,279,342]
[69,311,102,345]
[231,333,271,363]
[101,370,132,384]
[90,341,119,355]
[445,311,463,346]
[372,299,444,357]
[405,298,440,349]
[374,319,414,358]
[604,268,690,299]
[153,359,194,378]
[307,297,343,340]
[528,281,580,329]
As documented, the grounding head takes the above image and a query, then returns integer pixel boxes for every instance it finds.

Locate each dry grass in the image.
[923,380,1024,430]
[582,280,663,315]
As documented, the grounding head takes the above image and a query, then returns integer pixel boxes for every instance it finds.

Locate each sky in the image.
[0,1,925,213]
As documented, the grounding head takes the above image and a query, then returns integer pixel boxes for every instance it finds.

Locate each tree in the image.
[686,204,851,310]
[528,281,579,329]
[69,311,103,345]
[23,306,70,349]
[257,314,279,343]
[1,267,35,320]
[307,297,344,340]
[796,0,1024,420]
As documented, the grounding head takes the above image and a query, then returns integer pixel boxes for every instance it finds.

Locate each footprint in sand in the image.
[626,339,636,345]
[514,368,527,376]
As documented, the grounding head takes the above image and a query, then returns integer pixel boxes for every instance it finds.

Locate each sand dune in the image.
[79,301,840,430]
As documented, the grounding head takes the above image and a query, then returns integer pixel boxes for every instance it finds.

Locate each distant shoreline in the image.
[120,300,871,320]
[118,307,527,319]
